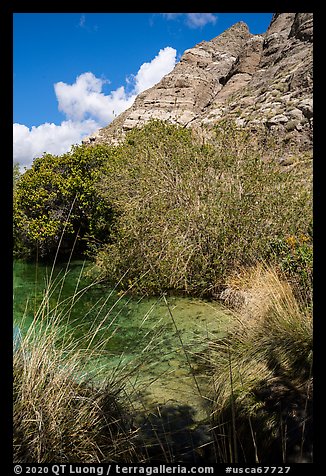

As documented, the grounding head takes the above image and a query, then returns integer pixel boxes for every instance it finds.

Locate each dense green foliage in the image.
[13,163,21,190]
[13,120,312,296]
[269,232,313,300]
[96,120,312,296]
[13,144,114,259]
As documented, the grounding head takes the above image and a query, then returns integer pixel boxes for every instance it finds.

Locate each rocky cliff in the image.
[83,13,313,152]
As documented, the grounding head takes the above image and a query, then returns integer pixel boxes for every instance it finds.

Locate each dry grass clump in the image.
[209,265,313,463]
[220,263,296,319]
[13,321,140,463]
[13,268,143,464]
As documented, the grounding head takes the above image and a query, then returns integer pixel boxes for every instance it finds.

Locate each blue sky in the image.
[13,12,273,168]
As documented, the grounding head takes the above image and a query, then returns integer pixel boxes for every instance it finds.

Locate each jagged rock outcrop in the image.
[83,13,313,152]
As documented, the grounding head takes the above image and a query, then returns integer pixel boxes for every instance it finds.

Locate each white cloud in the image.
[162,13,217,28]
[79,15,86,28]
[133,46,177,94]
[13,46,177,168]
[185,13,217,28]
[13,119,99,169]
[162,13,182,20]
[77,14,99,32]
[54,73,134,123]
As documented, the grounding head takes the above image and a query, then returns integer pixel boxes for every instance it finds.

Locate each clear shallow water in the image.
[13,260,231,417]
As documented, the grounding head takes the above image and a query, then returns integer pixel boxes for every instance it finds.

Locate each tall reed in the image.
[13,263,150,463]
[208,265,313,463]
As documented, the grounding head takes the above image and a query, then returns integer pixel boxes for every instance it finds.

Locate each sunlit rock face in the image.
[84,13,313,152]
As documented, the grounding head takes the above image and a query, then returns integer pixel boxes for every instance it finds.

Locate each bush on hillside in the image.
[13,144,114,259]
[96,120,312,296]
[269,232,313,301]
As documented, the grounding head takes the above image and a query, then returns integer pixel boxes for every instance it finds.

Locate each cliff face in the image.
[84,13,313,151]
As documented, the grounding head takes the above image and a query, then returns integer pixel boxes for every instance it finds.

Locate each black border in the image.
[3,3,321,474]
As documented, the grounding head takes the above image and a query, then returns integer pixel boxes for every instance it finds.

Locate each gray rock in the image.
[266,114,289,126]
[297,99,313,119]
[289,13,313,42]
[287,108,304,121]
[85,13,312,153]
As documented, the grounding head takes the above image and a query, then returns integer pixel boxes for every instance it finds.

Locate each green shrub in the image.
[269,231,313,299]
[13,144,114,259]
[13,162,21,190]
[96,120,312,296]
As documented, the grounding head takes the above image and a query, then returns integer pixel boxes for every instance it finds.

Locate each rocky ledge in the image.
[83,13,313,153]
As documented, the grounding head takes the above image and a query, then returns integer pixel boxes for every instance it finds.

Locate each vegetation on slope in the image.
[96,120,312,297]
[13,144,114,260]
[14,120,312,297]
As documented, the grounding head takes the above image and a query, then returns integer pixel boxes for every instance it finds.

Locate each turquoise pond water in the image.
[13,260,231,416]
